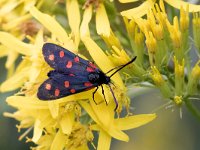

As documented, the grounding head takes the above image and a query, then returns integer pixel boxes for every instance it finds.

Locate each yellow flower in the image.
[66,0,80,49]
[0,0,43,76]
[193,12,200,53]
[120,0,200,19]
[0,31,34,91]
[174,95,183,106]
[164,0,200,11]
[2,4,157,150]
[187,60,200,95]
[80,100,156,150]
[81,1,110,37]
[121,0,156,19]
[2,5,93,149]
[174,56,185,96]
[150,66,172,98]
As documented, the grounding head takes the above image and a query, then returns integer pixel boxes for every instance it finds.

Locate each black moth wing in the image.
[42,43,99,75]
[37,71,98,100]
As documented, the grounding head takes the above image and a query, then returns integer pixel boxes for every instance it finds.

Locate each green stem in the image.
[185,98,200,121]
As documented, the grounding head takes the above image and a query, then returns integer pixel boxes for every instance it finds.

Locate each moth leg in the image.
[108,84,118,111]
[92,86,105,105]
[101,85,108,105]
[92,86,99,105]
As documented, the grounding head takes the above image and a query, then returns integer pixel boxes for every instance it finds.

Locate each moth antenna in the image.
[108,84,118,111]
[106,65,123,74]
[109,57,137,78]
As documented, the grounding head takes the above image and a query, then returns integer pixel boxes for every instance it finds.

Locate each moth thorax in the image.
[88,72,110,84]
[88,73,100,83]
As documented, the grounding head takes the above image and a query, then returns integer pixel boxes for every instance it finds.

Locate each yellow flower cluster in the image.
[0,0,157,150]
[121,0,200,111]
[1,0,200,149]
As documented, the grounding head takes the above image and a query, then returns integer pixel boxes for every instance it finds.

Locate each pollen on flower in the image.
[145,32,157,54]
[151,66,164,86]
[174,57,185,77]
[166,17,182,49]
[191,61,200,79]
[66,123,93,149]
[180,5,189,32]
[174,96,183,106]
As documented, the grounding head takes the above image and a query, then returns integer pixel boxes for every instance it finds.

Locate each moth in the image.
[37,43,136,110]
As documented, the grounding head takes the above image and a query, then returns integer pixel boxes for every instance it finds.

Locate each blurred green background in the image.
[1,57,200,149]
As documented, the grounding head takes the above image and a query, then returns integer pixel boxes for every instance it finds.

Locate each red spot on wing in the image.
[74,56,79,62]
[66,61,72,68]
[70,89,76,93]
[69,73,75,76]
[55,89,60,96]
[48,54,54,61]
[64,81,70,88]
[59,51,64,58]
[45,83,51,90]
[86,67,95,72]
[84,82,93,87]
[89,62,97,68]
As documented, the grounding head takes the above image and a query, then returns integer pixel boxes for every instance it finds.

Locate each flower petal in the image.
[114,114,156,130]
[164,0,200,12]
[79,101,99,124]
[0,32,32,56]
[106,126,129,141]
[81,37,124,87]
[0,1,22,15]
[3,14,31,30]
[76,144,89,150]
[80,5,92,38]
[80,100,128,141]
[96,3,110,36]
[30,7,75,50]
[66,0,80,48]
[6,96,49,109]
[32,119,43,143]
[97,129,111,150]
[89,92,115,128]
[121,0,155,19]
[50,129,67,150]
[5,50,18,68]
[0,45,8,57]
[60,112,74,134]
[119,0,140,3]
[48,101,59,119]
[1,67,29,92]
